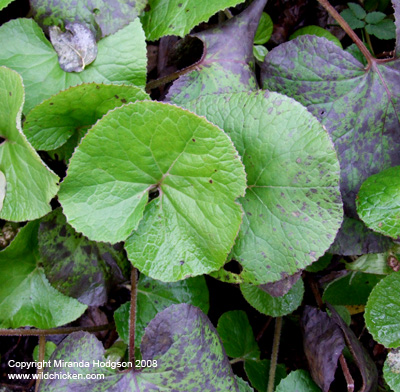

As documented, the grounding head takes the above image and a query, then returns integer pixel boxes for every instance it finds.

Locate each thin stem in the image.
[35,335,46,392]
[256,317,272,341]
[339,354,355,392]
[316,0,374,67]
[129,267,138,366]
[364,30,375,56]
[267,317,283,392]
[0,323,114,336]
[229,357,243,365]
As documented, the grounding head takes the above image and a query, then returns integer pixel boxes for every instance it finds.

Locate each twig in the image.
[35,335,46,392]
[267,317,283,392]
[129,267,138,366]
[0,323,114,336]
[316,0,374,67]
[306,273,324,309]
[339,354,355,392]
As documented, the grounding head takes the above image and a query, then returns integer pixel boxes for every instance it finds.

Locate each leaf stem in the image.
[129,267,138,366]
[0,323,114,336]
[316,0,374,67]
[267,317,282,392]
[35,335,46,392]
[339,354,355,392]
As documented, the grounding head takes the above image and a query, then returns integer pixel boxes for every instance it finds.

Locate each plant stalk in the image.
[267,317,283,392]
[316,0,374,67]
[35,335,46,392]
[0,323,114,336]
[129,267,138,366]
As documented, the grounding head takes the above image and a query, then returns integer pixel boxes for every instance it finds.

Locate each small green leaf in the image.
[348,2,367,19]
[217,311,260,360]
[365,11,386,24]
[0,67,59,222]
[323,271,383,305]
[365,272,400,347]
[24,83,149,151]
[366,18,396,39]
[0,0,14,10]
[244,359,287,392]
[236,376,255,392]
[384,349,400,391]
[114,274,209,347]
[345,252,394,275]
[253,45,268,62]
[276,370,322,392]
[0,18,147,113]
[357,166,400,239]
[254,12,273,45]
[340,8,366,29]
[290,25,342,48]
[240,279,304,317]
[33,342,57,362]
[141,0,245,40]
[0,222,87,329]
[306,253,332,273]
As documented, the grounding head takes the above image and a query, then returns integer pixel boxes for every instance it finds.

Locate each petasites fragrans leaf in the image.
[114,274,209,347]
[276,370,322,392]
[0,67,58,222]
[185,91,342,284]
[24,83,149,151]
[39,305,240,391]
[0,0,15,10]
[357,166,400,240]
[167,0,266,105]
[0,18,146,113]
[30,0,147,38]
[59,101,246,282]
[262,35,400,255]
[38,208,130,306]
[0,221,87,329]
[384,348,400,391]
[0,172,5,213]
[141,0,245,41]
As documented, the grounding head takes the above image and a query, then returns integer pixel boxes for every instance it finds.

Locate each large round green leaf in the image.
[365,272,400,347]
[357,166,400,240]
[185,91,343,283]
[384,349,400,392]
[0,67,59,222]
[59,101,246,281]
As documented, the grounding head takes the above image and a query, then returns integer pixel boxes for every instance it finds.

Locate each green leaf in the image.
[323,271,383,305]
[60,101,246,281]
[395,0,400,55]
[217,310,260,360]
[141,0,245,41]
[0,0,15,11]
[244,359,287,392]
[38,208,130,306]
[340,8,366,29]
[357,166,400,239]
[0,18,146,113]
[39,305,240,391]
[24,83,149,151]
[306,253,332,273]
[366,18,396,39]
[253,45,268,62]
[348,2,367,19]
[240,279,304,317]
[0,67,59,222]
[276,370,322,392]
[262,35,400,255]
[0,222,87,329]
[345,252,394,275]
[167,0,265,104]
[384,349,400,392]
[114,274,209,347]
[365,272,400,347]
[365,11,386,24]
[31,0,147,38]
[236,376,255,392]
[254,12,273,45]
[290,25,342,48]
[33,342,57,362]
[185,91,342,284]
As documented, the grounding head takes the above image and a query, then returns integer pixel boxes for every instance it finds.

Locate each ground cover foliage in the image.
[0,0,400,390]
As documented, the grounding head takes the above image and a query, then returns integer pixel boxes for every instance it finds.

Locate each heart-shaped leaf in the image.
[357,166,400,240]
[0,67,59,222]
[276,370,322,392]
[31,0,148,38]
[38,208,130,306]
[39,304,240,391]
[24,83,149,152]
[114,274,209,347]
[262,35,400,255]
[0,221,87,329]
[141,0,245,41]
[167,0,266,104]
[184,91,342,284]
[0,18,146,113]
[59,101,246,282]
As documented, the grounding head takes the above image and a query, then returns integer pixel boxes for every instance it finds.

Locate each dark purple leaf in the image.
[260,271,302,297]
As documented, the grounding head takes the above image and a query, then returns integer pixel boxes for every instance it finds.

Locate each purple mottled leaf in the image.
[301,306,345,392]
[262,35,400,254]
[260,271,302,297]
[328,304,378,392]
[167,0,266,104]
